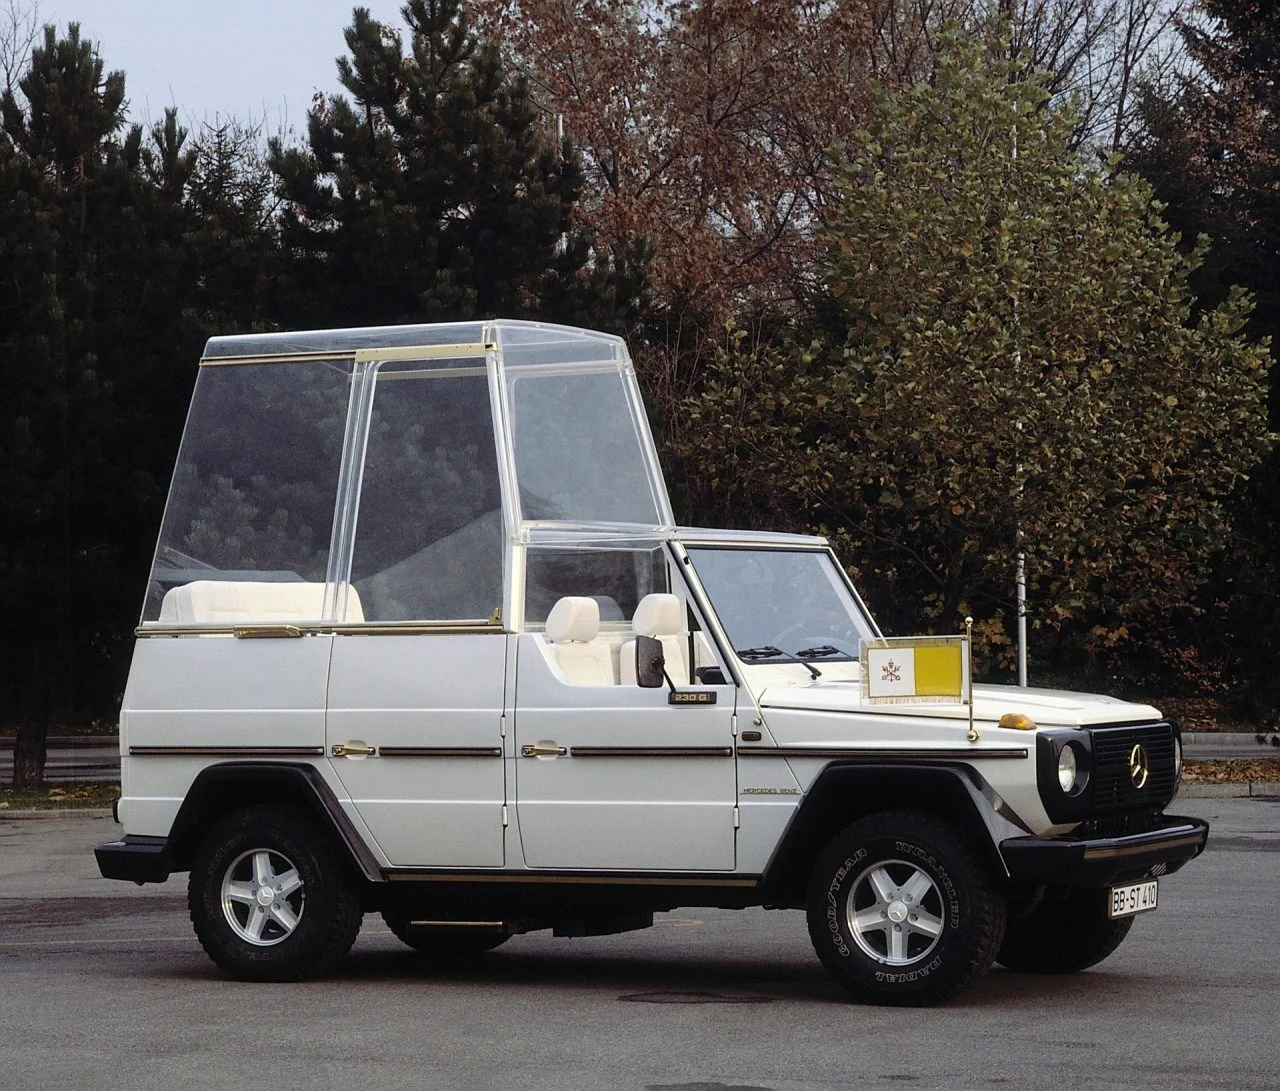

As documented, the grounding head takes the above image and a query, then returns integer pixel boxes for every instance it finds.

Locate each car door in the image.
[511,632,738,872]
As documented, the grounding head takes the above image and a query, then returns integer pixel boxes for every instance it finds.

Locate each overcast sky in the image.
[41,1,407,133]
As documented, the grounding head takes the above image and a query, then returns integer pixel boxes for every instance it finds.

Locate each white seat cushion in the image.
[620,593,690,685]
[544,596,616,685]
[159,581,364,624]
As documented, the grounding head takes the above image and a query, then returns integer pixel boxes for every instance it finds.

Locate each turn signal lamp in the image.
[998,712,1037,731]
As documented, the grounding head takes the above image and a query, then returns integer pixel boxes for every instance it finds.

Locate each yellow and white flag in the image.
[861,635,969,704]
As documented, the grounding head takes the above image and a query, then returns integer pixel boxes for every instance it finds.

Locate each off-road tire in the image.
[381,911,510,959]
[806,810,1007,1006]
[996,886,1134,973]
[188,804,363,982]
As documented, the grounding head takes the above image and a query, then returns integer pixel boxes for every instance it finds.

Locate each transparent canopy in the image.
[143,320,672,627]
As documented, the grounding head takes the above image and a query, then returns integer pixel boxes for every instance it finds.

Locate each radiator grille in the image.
[1090,722,1179,816]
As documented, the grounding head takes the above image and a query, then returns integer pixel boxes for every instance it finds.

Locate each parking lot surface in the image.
[1,796,1277,1090]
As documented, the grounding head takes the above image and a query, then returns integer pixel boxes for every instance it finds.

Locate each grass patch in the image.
[0,782,119,811]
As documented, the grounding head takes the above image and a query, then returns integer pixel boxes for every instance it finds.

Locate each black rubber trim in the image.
[1001,815,1209,887]
[94,835,171,884]
[97,762,385,886]
[385,868,760,887]
[757,763,1004,900]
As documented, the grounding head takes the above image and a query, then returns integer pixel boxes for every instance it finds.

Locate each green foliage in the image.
[679,32,1271,676]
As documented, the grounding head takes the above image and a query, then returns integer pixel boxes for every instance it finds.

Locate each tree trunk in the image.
[11,720,48,790]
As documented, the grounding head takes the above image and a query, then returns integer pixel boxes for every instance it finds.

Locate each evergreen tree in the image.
[268,0,610,327]
[0,24,129,786]
[1129,4,1280,712]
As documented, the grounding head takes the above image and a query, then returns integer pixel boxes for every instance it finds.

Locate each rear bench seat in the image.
[158,580,365,624]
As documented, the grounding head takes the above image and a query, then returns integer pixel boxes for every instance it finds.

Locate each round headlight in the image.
[1173,734,1183,780]
[1057,745,1078,793]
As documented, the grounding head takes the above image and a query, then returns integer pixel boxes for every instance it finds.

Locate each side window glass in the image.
[525,546,669,627]
[144,361,352,622]
[351,365,502,622]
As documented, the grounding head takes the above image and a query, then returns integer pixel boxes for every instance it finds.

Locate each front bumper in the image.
[95,835,171,884]
[1000,815,1209,887]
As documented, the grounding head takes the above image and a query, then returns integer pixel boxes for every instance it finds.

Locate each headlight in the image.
[1173,733,1183,781]
[1055,741,1090,797]
[1057,745,1078,792]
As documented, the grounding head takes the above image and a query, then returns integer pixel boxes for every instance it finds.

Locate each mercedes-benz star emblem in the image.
[1129,743,1150,789]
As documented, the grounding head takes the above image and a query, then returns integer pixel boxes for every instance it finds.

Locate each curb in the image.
[1179,781,1280,799]
[0,807,116,819]
[1183,731,1279,747]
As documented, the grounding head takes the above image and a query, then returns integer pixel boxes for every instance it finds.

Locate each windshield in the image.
[686,547,877,662]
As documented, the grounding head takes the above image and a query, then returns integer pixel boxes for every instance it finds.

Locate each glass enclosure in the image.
[141,320,672,629]
[686,547,877,662]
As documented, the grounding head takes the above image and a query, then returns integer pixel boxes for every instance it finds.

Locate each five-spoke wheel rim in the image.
[846,858,945,965]
[220,848,305,947]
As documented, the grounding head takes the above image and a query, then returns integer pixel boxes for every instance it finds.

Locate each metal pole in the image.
[1012,122,1028,687]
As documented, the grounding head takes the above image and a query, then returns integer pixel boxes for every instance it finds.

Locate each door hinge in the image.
[731,713,738,737]
[500,713,507,738]
[733,806,740,829]
[501,804,509,828]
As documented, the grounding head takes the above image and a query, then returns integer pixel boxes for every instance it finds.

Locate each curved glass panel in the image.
[350,362,502,621]
[142,360,353,623]
[507,369,662,524]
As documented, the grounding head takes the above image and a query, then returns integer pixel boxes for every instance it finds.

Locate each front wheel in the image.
[188,804,363,981]
[806,811,1007,1006]
[996,887,1134,973]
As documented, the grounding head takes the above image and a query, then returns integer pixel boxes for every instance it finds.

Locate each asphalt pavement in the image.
[1,796,1277,1089]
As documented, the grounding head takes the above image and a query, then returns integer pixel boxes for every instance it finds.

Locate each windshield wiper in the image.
[736,645,821,680]
[797,645,843,660]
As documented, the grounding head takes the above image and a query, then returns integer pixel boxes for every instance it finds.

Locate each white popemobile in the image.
[97,320,1206,1004]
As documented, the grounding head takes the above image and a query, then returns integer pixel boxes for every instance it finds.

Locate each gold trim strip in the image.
[569,746,734,758]
[386,872,759,887]
[354,342,492,363]
[128,746,325,757]
[737,746,1029,760]
[200,350,357,366]
[233,625,302,639]
[136,621,505,638]
[1082,832,1206,861]
[379,747,503,758]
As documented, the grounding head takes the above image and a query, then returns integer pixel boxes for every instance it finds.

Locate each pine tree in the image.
[1129,4,1280,712]
[268,0,605,327]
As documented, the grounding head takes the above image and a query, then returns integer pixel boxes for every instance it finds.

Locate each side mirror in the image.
[635,634,666,689]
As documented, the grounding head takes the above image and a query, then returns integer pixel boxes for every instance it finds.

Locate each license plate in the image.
[1109,879,1158,918]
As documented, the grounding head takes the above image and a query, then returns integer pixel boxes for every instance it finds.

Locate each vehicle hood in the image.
[756,680,1163,728]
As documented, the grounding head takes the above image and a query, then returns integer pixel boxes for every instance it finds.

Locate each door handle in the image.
[521,743,568,758]
[332,741,377,758]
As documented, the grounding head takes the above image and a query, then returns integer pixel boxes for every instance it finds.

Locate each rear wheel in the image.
[996,887,1134,973]
[806,810,1006,1006]
[188,804,362,981]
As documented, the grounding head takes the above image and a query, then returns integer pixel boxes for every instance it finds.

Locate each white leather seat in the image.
[544,596,617,685]
[158,581,365,624]
[620,593,689,685]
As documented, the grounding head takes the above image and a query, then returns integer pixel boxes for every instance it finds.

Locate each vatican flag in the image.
[862,635,969,704]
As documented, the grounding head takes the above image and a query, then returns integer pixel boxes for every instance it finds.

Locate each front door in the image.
[512,634,738,871]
